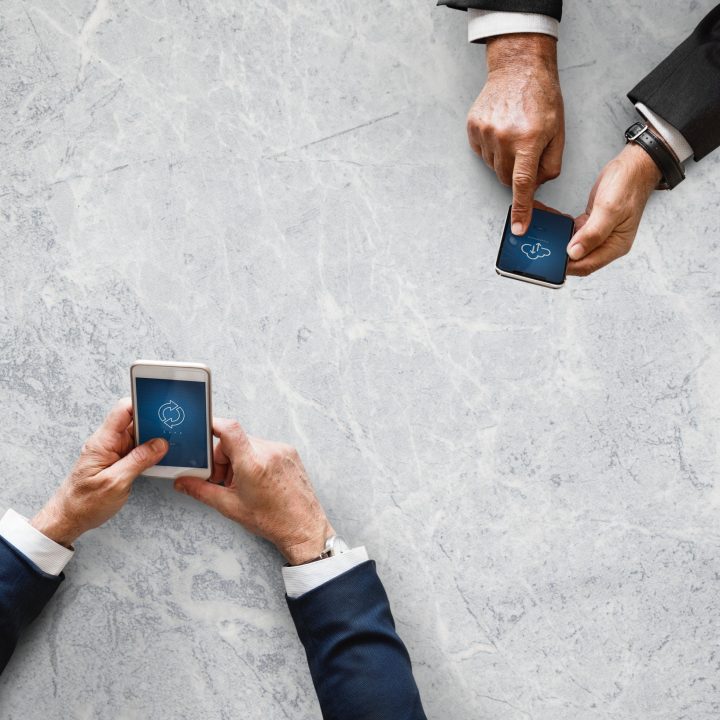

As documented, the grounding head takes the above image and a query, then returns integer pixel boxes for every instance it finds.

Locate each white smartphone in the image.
[130,360,213,479]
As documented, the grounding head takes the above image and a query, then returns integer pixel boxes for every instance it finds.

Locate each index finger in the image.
[212,417,252,465]
[511,151,541,235]
[211,435,231,484]
[99,397,133,436]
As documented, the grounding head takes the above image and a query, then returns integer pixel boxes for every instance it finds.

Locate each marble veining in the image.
[1,1,720,718]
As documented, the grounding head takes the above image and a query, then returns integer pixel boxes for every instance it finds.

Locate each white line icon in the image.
[521,241,551,261]
[158,400,185,429]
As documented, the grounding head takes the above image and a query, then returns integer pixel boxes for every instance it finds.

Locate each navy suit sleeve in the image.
[287,561,427,720]
[436,0,563,22]
[0,536,63,673]
[628,5,720,161]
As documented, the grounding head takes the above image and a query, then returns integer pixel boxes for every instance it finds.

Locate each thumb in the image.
[113,438,168,484]
[511,152,540,236]
[174,476,237,517]
[567,207,614,261]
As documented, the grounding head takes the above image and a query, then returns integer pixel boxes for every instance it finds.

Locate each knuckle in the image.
[493,126,513,144]
[265,454,285,478]
[263,443,302,477]
[132,444,152,465]
[513,172,535,191]
[514,128,537,144]
[543,166,561,181]
[81,439,100,457]
[247,456,266,481]
[226,420,243,435]
[599,197,623,215]
[284,444,301,462]
[466,114,486,138]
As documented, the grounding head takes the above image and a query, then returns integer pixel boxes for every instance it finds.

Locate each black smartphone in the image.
[496,205,575,289]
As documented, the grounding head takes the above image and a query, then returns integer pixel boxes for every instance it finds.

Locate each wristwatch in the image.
[305,535,349,563]
[624,121,685,190]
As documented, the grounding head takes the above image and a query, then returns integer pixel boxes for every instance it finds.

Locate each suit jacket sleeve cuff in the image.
[634,102,694,164]
[468,10,559,43]
[282,546,369,598]
[0,509,74,576]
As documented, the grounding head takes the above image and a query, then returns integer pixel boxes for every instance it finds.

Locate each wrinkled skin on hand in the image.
[175,419,333,566]
[31,398,168,547]
[568,143,662,276]
[467,33,564,236]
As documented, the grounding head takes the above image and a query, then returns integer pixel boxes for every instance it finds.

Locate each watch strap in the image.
[300,535,349,565]
[624,122,685,190]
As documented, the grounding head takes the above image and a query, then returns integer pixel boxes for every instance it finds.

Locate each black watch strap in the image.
[624,122,685,190]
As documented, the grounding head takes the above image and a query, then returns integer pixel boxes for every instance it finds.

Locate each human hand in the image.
[30,398,168,547]
[174,419,333,566]
[567,143,662,276]
[467,33,564,235]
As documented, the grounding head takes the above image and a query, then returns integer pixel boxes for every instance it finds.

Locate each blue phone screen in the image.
[496,206,574,286]
[135,377,208,468]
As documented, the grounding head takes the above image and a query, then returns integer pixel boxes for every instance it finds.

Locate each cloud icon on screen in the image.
[521,242,551,261]
[158,400,185,429]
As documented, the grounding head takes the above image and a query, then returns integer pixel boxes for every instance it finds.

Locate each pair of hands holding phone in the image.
[31,398,332,566]
[469,34,662,276]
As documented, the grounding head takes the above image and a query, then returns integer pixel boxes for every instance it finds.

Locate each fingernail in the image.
[511,222,523,235]
[150,438,168,453]
[568,243,584,260]
[174,482,186,494]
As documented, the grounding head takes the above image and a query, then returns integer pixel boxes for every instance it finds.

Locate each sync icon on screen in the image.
[158,400,185,429]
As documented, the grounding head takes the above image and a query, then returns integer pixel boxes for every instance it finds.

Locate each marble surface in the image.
[2,1,720,717]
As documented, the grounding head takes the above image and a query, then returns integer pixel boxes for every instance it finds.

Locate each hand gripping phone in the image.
[130,360,213,479]
[496,205,575,289]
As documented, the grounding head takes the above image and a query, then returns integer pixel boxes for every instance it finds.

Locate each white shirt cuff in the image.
[468,10,559,43]
[0,509,74,576]
[635,102,694,164]
[282,546,369,599]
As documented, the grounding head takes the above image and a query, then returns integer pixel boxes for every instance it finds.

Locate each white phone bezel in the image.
[495,266,565,289]
[130,360,213,479]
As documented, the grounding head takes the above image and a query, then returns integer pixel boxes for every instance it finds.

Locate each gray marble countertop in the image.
[2,1,719,718]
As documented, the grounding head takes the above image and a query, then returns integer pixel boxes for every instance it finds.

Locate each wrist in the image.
[486,33,558,74]
[31,501,79,548]
[623,142,663,191]
[280,519,335,566]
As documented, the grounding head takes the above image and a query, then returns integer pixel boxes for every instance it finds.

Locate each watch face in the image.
[329,536,350,556]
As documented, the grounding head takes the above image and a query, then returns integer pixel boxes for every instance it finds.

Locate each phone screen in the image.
[496,206,574,286]
[135,377,209,468]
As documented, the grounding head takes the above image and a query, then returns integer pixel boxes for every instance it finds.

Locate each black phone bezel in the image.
[495,205,573,287]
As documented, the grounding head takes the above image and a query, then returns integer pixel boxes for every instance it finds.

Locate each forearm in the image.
[627,5,720,161]
[288,562,426,720]
[0,535,63,674]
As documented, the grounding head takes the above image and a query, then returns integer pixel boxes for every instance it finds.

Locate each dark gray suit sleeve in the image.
[0,537,63,673]
[287,561,427,720]
[628,5,720,161]
[436,0,563,22]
